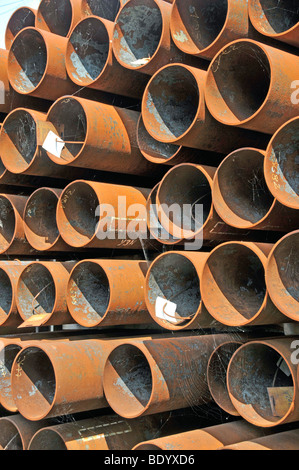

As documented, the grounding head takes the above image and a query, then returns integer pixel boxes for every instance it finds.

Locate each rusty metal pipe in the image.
[249,0,299,48]
[264,117,299,210]
[5,7,36,49]
[145,251,218,330]
[201,242,288,327]
[213,148,299,231]
[205,39,299,134]
[0,414,52,450]
[0,194,34,256]
[112,0,205,76]
[81,0,122,21]
[36,0,83,37]
[266,231,299,322]
[142,63,270,152]
[66,17,148,98]
[221,430,299,450]
[103,334,234,418]
[0,339,22,413]
[137,115,223,167]
[227,338,299,427]
[156,164,253,243]
[28,410,204,450]
[57,180,150,250]
[207,341,245,416]
[67,259,153,328]
[8,28,78,100]
[170,0,253,60]
[11,338,146,421]
[133,421,276,450]
[0,263,30,328]
[0,49,51,115]
[45,96,158,176]
[24,188,72,252]
[16,261,75,328]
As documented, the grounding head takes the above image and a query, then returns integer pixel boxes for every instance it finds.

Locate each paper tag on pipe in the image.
[155,296,181,324]
[42,131,65,158]
[18,314,51,328]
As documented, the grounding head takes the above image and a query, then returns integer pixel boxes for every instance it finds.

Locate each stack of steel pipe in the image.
[0,0,297,452]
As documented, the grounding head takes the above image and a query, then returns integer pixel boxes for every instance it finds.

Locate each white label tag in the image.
[277,359,291,377]
[42,131,65,158]
[155,296,180,324]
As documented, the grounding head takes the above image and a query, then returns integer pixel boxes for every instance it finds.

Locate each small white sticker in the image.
[42,131,65,158]
[277,359,291,377]
[155,296,181,324]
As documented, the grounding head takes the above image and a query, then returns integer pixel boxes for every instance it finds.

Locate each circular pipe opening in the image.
[206,41,271,125]
[82,0,121,21]
[29,429,67,450]
[66,17,110,86]
[0,197,16,253]
[137,116,180,164]
[146,253,201,328]
[214,149,274,228]
[135,443,162,450]
[0,344,22,411]
[207,342,242,416]
[8,29,47,94]
[12,347,56,421]
[265,118,299,209]
[68,261,110,327]
[0,270,13,324]
[57,182,99,247]
[104,344,153,418]
[202,244,267,326]
[6,8,36,48]
[24,189,60,251]
[17,264,56,320]
[157,165,212,237]
[249,0,299,35]
[171,0,228,53]
[0,419,23,450]
[228,343,294,425]
[47,98,87,164]
[113,0,163,69]
[37,0,73,37]
[266,232,299,320]
[1,110,37,173]
[143,65,200,142]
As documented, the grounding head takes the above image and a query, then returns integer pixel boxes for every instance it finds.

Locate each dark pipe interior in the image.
[251,0,299,34]
[83,0,121,21]
[0,270,13,321]
[18,264,55,319]
[37,0,72,36]
[0,420,23,450]
[29,429,67,450]
[25,189,60,247]
[0,197,15,252]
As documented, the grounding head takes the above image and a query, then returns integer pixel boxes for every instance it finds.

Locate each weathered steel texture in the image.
[0,263,29,328]
[0,338,22,412]
[81,0,123,21]
[28,410,202,450]
[249,0,299,48]
[141,63,270,152]
[45,96,159,176]
[221,430,299,450]
[0,49,51,115]
[264,117,299,210]
[0,414,52,450]
[66,16,148,98]
[227,338,299,427]
[103,334,233,418]
[112,0,205,76]
[5,7,36,49]
[213,147,299,231]
[145,251,218,330]
[201,241,288,327]
[8,27,78,100]
[170,0,253,60]
[0,194,35,255]
[266,230,299,322]
[36,0,83,38]
[24,188,72,252]
[67,259,153,328]
[205,39,299,134]
[133,420,276,450]
[57,180,150,250]
[16,261,75,328]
